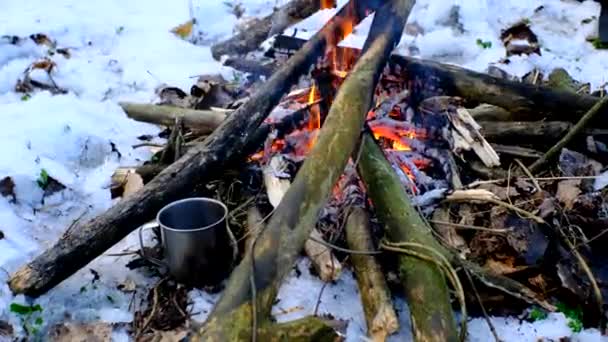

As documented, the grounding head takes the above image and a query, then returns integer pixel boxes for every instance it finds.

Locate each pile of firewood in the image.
[8,0,608,341]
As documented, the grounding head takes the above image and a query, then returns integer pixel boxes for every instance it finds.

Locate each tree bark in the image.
[357,133,458,342]
[345,207,399,342]
[196,1,414,340]
[479,121,608,146]
[190,303,340,342]
[8,0,379,297]
[119,102,227,131]
[392,55,606,125]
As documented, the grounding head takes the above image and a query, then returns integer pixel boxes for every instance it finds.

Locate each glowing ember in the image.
[320,0,335,9]
[392,140,411,151]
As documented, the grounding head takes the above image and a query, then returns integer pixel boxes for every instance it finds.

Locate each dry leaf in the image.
[432,208,469,257]
[484,257,527,275]
[49,322,111,342]
[556,179,582,210]
[170,20,194,39]
[148,329,188,342]
[117,278,137,293]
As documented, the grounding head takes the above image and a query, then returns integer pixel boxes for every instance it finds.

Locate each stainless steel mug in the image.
[138,197,234,287]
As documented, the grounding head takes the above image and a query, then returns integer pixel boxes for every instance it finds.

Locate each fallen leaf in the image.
[49,322,111,342]
[432,207,469,257]
[559,148,602,177]
[170,20,194,39]
[0,320,12,337]
[148,329,189,342]
[0,176,16,202]
[484,257,527,275]
[117,278,136,293]
[556,179,582,210]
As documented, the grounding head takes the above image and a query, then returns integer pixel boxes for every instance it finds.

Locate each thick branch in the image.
[196,1,413,339]
[393,55,606,124]
[119,102,227,131]
[357,134,458,342]
[345,207,398,341]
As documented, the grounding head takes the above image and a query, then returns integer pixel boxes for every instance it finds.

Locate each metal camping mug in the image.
[138,197,235,287]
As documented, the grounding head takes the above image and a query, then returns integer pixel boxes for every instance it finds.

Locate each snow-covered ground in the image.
[0,0,607,341]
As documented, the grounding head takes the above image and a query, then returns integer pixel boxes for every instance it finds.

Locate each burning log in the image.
[210,0,322,60]
[9,0,377,297]
[119,102,227,132]
[357,134,458,342]
[393,55,607,125]
[345,207,399,342]
[195,0,413,339]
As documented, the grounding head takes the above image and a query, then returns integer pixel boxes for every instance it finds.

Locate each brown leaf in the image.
[500,21,541,56]
[49,322,111,342]
[0,320,13,337]
[117,278,137,293]
[30,33,54,47]
[170,20,194,39]
[432,207,469,257]
[146,329,188,342]
[556,179,582,210]
[559,148,602,177]
[0,176,16,202]
[484,257,527,275]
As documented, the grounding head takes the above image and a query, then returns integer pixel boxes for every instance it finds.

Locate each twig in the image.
[313,282,328,316]
[136,277,166,339]
[514,159,541,193]
[445,190,546,224]
[428,220,512,233]
[557,226,604,327]
[463,269,502,342]
[528,96,608,174]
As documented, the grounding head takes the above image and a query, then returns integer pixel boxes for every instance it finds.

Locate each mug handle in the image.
[138,221,167,268]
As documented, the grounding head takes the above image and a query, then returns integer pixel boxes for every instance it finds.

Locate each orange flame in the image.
[392,140,411,151]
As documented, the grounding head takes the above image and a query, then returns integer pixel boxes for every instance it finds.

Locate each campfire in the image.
[10,0,608,341]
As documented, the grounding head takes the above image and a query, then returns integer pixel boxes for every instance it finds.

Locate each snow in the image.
[0,0,607,341]
[289,0,608,92]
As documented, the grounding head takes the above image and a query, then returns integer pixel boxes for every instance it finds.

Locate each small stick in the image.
[528,96,608,174]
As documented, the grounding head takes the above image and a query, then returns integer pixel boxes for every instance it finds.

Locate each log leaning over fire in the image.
[357,134,458,342]
[194,1,414,340]
[119,102,227,132]
[263,155,342,282]
[9,0,380,297]
[393,56,606,125]
[210,0,322,60]
[345,207,399,342]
